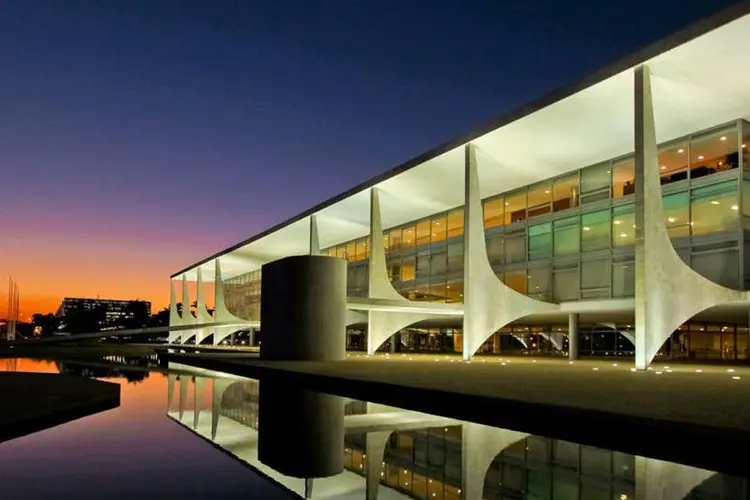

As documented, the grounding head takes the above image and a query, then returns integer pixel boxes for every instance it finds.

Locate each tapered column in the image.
[635,456,714,500]
[179,375,189,420]
[309,214,321,255]
[365,431,391,500]
[461,423,527,500]
[568,313,579,360]
[633,65,744,370]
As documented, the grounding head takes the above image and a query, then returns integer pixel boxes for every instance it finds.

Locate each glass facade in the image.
[223,120,750,358]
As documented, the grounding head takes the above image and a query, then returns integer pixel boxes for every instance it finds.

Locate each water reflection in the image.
[167,363,748,500]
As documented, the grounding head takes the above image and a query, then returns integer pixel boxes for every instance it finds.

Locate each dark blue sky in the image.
[0,0,739,312]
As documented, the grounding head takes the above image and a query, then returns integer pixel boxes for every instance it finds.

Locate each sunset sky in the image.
[0,0,735,319]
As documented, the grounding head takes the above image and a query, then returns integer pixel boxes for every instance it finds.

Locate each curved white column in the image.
[213,259,248,345]
[635,456,715,500]
[461,422,527,500]
[180,275,198,344]
[633,66,746,369]
[462,144,558,360]
[366,187,439,354]
[194,268,213,345]
[310,214,321,255]
[168,280,181,344]
[364,430,391,500]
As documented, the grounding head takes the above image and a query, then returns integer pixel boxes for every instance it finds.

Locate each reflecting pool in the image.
[1,356,748,499]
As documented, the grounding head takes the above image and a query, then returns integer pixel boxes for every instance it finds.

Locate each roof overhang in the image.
[174,3,750,281]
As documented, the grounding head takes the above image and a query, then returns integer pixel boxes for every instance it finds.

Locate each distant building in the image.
[55,298,152,325]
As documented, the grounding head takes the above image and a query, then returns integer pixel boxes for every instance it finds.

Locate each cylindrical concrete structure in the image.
[258,381,345,478]
[260,255,346,361]
[569,313,580,360]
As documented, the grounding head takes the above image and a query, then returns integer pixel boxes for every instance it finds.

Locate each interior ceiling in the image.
[178,10,750,281]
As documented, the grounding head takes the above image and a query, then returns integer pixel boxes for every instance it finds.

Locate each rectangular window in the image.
[691,181,738,236]
[658,140,689,185]
[581,258,611,295]
[527,266,551,300]
[527,182,552,218]
[553,216,580,256]
[663,191,690,239]
[447,242,463,273]
[416,254,430,280]
[612,204,634,247]
[346,241,356,262]
[431,215,447,242]
[612,260,634,298]
[553,265,579,301]
[612,157,635,198]
[355,238,368,261]
[487,235,504,263]
[447,208,464,237]
[503,270,527,294]
[416,220,430,246]
[553,173,579,211]
[505,190,527,224]
[446,281,463,303]
[430,281,447,303]
[336,246,346,259]
[401,257,416,281]
[402,226,416,249]
[692,248,740,289]
[580,163,610,204]
[389,229,401,251]
[504,230,526,264]
[581,210,611,252]
[430,251,447,275]
[691,127,739,178]
[528,222,552,260]
[484,197,505,229]
[743,122,750,171]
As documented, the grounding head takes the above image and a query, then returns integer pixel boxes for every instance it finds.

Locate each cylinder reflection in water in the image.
[258,381,344,478]
[260,255,346,361]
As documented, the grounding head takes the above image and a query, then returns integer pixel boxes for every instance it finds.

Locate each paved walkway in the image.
[169,352,750,475]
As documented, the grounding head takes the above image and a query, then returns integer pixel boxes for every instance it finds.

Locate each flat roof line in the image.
[171,1,750,278]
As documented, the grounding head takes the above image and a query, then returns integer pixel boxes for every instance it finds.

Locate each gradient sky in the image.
[0,0,738,318]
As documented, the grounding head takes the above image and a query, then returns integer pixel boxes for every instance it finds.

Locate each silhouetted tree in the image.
[32,313,59,336]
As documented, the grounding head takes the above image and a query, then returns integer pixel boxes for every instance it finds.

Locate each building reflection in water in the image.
[166,363,748,499]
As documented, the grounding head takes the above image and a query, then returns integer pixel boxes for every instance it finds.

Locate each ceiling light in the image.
[667,217,676,223]
[720,136,727,141]
[710,200,720,205]
[583,226,590,231]
[678,149,684,153]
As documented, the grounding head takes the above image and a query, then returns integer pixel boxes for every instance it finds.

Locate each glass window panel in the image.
[487,235,503,263]
[554,267,579,301]
[336,246,346,259]
[389,229,401,251]
[416,254,430,280]
[431,215,447,242]
[527,182,552,218]
[581,210,611,251]
[553,173,579,211]
[612,204,634,247]
[554,216,580,256]
[430,251,447,275]
[663,192,690,239]
[447,242,463,273]
[743,123,750,171]
[401,257,415,281]
[692,249,740,289]
[528,266,551,300]
[528,222,553,260]
[355,238,368,261]
[612,157,635,198]
[327,247,336,257]
[416,220,430,246]
[691,127,739,178]
[346,242,356,262]
[581,163,610,197]
[414,283,431,301]
[447,208,464,237]
[503,270,527,294]
[658,140,689,184]
[446,281,463,303]
[504,190,527,224]
[430,281,447,303]
[483,197,504,229]
[387,257,400,282]
[691,181,738,235]
[612,261,635,298]
[402,226,416,249]
[504,231,526,263]
[582,258,611,291]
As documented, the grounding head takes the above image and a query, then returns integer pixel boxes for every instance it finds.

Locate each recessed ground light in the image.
[710,200,720,205]
[660,166,666,170]
[678,148,685,153]
[583,227,590,231]
[620,233,627,238]
[614,220,621,225]
[667,217,676,223]
[731,205,739,210]
[698,155,705,160]
[695,369,703,373]
[720,136,727,141]
[733,376,741,380]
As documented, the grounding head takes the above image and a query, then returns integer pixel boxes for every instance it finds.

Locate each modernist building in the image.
[56,297,152,325]
[169,4,750,369]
